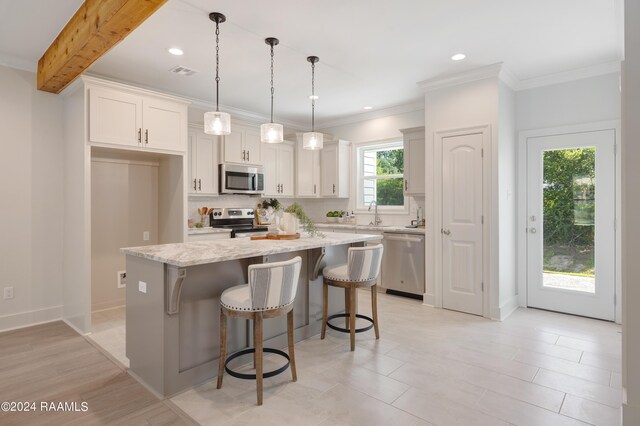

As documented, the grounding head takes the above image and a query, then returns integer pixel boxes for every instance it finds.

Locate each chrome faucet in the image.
[368,200,382,225]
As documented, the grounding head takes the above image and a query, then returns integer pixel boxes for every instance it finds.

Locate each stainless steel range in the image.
[209,208,269,238]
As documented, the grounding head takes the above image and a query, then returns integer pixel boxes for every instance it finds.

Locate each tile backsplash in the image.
[189,194,425,228]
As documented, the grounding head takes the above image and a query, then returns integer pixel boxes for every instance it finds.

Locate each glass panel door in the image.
[527,130,615,320]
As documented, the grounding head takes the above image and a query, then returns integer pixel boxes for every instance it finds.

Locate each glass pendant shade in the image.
[302,131,323,150]
[204,111,231,135]
[260,122,284,143]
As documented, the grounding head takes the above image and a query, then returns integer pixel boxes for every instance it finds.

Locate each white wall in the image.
[0,65,65,330]
[497,81,518,319]
[424,76,501,315]
[622,0,640,423]
[516,73,621,131]
[302,109,426,226]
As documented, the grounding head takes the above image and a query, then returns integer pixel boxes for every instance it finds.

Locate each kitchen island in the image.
[121,232,381,397]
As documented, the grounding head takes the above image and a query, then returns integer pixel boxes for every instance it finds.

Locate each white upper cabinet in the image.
[88,85,188,153]
[321,140,350,198]
[401,126,425,195]
[295,138,321,197]
[221,125,262,165]
[89,87,142,148]
[262,142,294,197]
[142,98,186,152]
[188,128,218,195]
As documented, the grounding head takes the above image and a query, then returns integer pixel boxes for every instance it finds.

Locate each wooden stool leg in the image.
[371,285,380,339]
[287,309,297,382]
[254,313,264,405]
[349,285,356,351]
[345,287,351,329]
[321,282,328,339]
[216,308,227,389]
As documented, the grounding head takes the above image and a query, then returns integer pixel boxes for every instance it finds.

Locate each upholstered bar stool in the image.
[321,244,384,351]
[217,256,302,405]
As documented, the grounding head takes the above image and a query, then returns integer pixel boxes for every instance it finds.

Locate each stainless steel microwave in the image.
[219,164,264,195]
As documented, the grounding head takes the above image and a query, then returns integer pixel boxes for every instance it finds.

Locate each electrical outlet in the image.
[143,231,150,241]
[138,281,147,294]
[117,271,126,288]
[3,287,14,300]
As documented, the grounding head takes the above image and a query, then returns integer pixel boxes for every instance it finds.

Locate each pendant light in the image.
[204,12,231,136]
[303,56,323,150]
[260,37,284,143]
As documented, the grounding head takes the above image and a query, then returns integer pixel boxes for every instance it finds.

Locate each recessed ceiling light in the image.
[451,53,466,61]
[363,106,373,110]
[168,48,184,56]
[309,95,319,100]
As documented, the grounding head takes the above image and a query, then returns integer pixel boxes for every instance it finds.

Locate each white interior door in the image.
[526,130,615,320]
[442,132,484,315]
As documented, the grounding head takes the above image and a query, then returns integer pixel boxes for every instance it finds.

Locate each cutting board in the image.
[250,233,301,241]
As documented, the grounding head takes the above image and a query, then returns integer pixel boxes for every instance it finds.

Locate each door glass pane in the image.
[542,147,595,293]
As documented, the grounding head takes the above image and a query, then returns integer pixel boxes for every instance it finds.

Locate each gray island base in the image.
[121,232,382,397]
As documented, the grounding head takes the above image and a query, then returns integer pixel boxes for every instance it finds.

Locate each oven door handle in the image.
[252,174,256,191]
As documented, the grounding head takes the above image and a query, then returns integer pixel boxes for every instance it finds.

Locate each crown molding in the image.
[315,99,424,130]
[516,61,621,91]
[418,63,506,92]
[0,52,36,73]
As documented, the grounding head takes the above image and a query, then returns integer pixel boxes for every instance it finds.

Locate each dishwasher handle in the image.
[384,234,424,243]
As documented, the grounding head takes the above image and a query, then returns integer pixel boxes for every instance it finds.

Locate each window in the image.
[357,142,406,211]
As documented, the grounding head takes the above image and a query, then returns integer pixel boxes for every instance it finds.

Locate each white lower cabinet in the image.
[262,142,294,197]
[188,128,218,195]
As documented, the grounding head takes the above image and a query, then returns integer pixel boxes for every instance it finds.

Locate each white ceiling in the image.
[0,0,623,127]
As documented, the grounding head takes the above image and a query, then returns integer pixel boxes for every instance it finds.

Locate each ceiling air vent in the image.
[169,66,198,76]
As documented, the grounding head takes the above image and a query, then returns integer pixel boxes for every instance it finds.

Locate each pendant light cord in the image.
[270,42,275,123]
[311,60,315,132]
[215,20,220,112]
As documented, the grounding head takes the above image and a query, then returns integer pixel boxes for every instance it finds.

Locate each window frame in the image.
[355,140,409,214]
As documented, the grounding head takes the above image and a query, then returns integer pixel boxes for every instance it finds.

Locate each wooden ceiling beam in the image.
[37,0,168,93]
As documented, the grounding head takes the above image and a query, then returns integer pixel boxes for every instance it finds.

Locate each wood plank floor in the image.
[0,321,194,426]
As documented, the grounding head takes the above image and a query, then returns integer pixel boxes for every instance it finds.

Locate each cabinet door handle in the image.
[145,129,149,144]
[193,179,197,190]
[405,179,408,191]
[313,184,316,194]
[333,184,336,194]
[138,128,142,144]
[198,179,201,190]
[242,150,246,161]
[247,150,250,162]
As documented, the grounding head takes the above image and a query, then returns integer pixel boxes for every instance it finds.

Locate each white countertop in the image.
[187,227,233,235]
[315,223,425,235]
[122,232,382,267]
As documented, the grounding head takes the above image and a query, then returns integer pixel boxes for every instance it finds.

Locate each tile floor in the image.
[88,306,129,368]
[89,292,623,426]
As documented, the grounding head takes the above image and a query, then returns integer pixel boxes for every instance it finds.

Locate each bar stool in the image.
[321,244,384,351]
[217,256,302,405]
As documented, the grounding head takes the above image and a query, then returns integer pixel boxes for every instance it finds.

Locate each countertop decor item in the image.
[285,202,323,237]
[260,37,284,143]
[302,56,323,150]
[204,12,231,136]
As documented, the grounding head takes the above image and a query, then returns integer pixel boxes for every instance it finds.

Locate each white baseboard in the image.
[422,292,436,307]
[491,295,520,321]
[63,318,90,336]
[0,305,63,332]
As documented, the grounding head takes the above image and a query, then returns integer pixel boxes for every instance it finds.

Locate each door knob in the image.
[530,228,537,234]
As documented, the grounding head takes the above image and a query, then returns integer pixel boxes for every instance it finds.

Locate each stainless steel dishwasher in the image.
[381,232,425,296]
